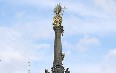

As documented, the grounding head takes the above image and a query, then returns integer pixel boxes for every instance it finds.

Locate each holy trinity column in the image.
[45,3,70,73]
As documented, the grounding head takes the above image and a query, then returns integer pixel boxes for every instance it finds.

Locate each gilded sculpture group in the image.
[53,3,66,27]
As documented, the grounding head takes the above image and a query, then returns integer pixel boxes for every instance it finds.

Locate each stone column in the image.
[51,26,65,73]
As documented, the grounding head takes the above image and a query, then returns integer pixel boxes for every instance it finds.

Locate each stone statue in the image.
[45,69,50,73]
[61,52,65,61]
[65,68,70,73]
[54,3,66,15]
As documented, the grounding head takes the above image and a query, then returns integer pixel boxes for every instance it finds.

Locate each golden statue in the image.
[53,15,62,26]
[53,3,66,27]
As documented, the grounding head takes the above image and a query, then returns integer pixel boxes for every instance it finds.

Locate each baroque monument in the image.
[45,4,70,73]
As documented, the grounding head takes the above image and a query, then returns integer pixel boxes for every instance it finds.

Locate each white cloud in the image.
[3,0,116,36]
[16,11,26,18]
[69,64,102,73]
[63,15,116,36]
[67,2,105,18]
[106,49,116,58]
[1,0,116,73]
[63,36,100,52]
[0,22,52,73]
[76,36,100,52]
[104,49,116,62]
[12,20,53,40]
[66,48,116,73]
[0,50,25,63]
[68,63,116,73]
[4,0,56,8]
[94,0,116,16]
[60,0,116,36]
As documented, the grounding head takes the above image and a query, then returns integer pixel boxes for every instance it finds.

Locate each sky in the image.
[0,0,116,73]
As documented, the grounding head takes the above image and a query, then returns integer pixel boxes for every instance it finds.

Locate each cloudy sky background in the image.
[0,0,116,73]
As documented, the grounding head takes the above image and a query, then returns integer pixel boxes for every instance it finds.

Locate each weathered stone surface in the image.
[51,26,65,73]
